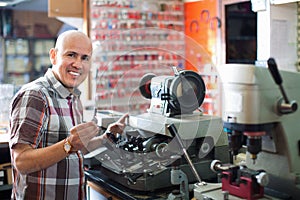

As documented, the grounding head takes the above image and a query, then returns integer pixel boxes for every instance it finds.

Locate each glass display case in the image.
[1,37,55,87]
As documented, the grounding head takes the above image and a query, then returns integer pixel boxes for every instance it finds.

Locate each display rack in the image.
[89,0,185,114]
[1,37,55,87]
[3,38,30,86]
[89,0,219,115]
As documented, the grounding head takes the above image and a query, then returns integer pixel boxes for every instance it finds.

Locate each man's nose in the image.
[73,57,84,67]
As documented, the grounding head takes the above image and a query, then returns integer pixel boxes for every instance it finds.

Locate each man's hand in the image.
[68,121,99,151]
[106,113,129,136]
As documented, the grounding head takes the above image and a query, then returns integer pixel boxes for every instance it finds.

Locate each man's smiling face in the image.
[50,31,93,92]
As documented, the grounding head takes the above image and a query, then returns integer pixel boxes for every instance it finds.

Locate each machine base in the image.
[193,183,279,200]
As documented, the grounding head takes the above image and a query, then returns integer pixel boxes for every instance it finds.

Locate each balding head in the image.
[55,30,92,53]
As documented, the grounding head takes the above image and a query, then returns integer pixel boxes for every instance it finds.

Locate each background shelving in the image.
[88,0,221,115]
[90,0,185,115]
[1,37,55,87]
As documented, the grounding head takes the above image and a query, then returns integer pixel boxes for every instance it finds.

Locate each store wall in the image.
[184,0,219,71]
[256,1,298,71]
[184,0,221,115]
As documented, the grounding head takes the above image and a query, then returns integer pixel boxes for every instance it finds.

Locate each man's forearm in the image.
[12,141,69,174]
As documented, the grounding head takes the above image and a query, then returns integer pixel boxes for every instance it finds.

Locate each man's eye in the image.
[67,53,76,58]
[82,56,90,61]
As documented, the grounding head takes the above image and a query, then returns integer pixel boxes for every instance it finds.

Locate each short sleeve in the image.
[9,90,47,149]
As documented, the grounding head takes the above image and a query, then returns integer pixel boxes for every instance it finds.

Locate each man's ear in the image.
[49,48,57,65]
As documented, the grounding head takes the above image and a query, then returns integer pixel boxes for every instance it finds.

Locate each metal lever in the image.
[167,124,204,184]
[267,58,298,114]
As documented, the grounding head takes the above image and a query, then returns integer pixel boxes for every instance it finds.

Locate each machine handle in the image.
[267,57,298,114]
[167,124,185,148]
[167,124,204,184]
[267,58,282,85]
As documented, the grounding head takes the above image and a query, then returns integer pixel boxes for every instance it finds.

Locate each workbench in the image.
[85,169,180,200]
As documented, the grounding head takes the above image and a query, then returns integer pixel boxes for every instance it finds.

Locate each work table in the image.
[85,169,176,200]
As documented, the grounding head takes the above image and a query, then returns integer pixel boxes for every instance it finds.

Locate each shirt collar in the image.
[45,68,81,99]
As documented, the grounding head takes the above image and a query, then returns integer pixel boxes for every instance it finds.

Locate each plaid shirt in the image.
[9,69,85,200]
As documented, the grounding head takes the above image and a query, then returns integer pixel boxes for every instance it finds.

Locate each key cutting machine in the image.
[88,67,229,198]
[194,58,300,199]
